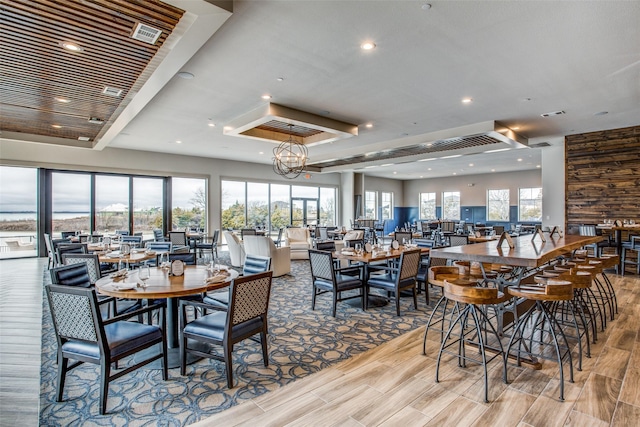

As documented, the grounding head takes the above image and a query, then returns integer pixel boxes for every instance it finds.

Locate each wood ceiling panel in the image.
[0,0,184,143]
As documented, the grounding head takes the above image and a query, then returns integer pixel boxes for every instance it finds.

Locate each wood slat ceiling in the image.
[0,0,184,143]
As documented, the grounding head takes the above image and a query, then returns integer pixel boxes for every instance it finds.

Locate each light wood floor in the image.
[0,258,47,426]
[0,258,638,426]
[194,273,640,427]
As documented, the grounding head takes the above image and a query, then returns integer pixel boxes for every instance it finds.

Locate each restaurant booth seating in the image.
[283,227,313,260]
[242,235,290,277]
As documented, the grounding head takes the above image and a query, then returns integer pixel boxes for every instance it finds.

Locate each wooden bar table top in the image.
[334,245,429,264]
[429,234,602,268]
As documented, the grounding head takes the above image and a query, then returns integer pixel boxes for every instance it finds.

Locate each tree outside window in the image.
[420,192,436,219]
[487,189,510,221]
[519,187,542,221]
[442,191,460,220]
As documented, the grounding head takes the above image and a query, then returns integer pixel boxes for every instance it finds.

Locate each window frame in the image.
[518,187,543,222]
[419,192,436,219]
[486,188,510,222]
[442,191,461,220]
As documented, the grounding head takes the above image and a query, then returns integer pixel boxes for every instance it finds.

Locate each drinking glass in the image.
[138,264,150,289]
[354,243,363,256]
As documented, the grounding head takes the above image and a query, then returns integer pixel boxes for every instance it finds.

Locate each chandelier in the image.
[272,124,308,179]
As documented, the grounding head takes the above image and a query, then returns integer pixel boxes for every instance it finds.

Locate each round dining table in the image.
[96,265,239,367]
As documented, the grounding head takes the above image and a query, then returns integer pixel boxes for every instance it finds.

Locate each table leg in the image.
[616,229,623,273]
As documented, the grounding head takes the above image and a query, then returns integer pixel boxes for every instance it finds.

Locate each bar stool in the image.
[575,255,619,316]
[573,260,615,323]
[506,279,574,400]
[422,266,477,355]
[435,281,510,403]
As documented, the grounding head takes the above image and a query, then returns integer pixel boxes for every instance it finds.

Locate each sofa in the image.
[284,227,313,259]
[242,235,291,277]
[223,230,245,267]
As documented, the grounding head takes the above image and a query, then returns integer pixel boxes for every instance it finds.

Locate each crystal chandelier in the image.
[272,124,308,179]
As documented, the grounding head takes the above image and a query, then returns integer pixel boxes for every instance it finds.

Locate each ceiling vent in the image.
[529,142,551,148]
[541,110,565,117]
[88,117,104,124]
[310,121,528,171]
[225,103,358,146]
[102,86,123,97]
[131,22,162,45]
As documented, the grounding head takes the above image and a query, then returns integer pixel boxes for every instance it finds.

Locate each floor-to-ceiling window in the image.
[221,180,246,230]
[270,184,290,233]
[133,177,164,240]
[172,177,206,231]
[95,175,130,234]
[0,166,38,258]
[319,187,336,226]
[52,172,92,237]
[247,182,269,229]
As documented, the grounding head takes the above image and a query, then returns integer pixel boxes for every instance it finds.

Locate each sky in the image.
[0,166,205,212]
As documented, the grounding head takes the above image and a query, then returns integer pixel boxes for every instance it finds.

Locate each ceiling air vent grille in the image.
[131,22,162,45]
[102,86,123,97]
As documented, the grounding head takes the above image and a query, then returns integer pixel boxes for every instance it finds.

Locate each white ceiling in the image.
[107,0,640,180]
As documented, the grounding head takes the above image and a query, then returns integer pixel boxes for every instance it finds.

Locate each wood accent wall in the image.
[565,125,640,226]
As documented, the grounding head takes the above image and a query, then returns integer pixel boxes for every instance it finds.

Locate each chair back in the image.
[60,231,77,239]
[120,235,143,247]
[44,233,55,262]
[493,225,505,235]
[273,227,284,247]
[243,254,271,275]
[46,284,101,345]
[316,227,329,240]
[449,235,469,247]
[241,228,257,239]
[89,234,103,243]
[441,221,456,233]
[413,238,435,248]
[164,252,196,265]
[115,230,130,236]
[579,225,597,237]
[61,253,101,284]
[146,241,172,253]
[398,249,422,282]
[394,231,413,244]
[168,231,187,246]
[153,229,165,241]
[227,271,273,327]
[211,229,220,246]
[315,240,336,251]
[50,263,92,288]
[308,249,335,282]
[56,243,87,266]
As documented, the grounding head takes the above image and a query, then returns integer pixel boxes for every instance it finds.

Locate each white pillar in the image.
[541,138,566,230]
[340,172,354,228]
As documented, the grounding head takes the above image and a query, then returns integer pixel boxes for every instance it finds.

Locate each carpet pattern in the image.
[40,252,434,426]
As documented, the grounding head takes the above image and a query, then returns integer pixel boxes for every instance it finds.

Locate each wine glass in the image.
[138,264,150,289]
[354,243,363,256]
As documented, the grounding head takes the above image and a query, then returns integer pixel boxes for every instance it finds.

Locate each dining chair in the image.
[308,249,365,317]
[168,231,190,253]
[202,254,272,310]
[44,233,56,269]
[196,229,219,258]
[153,229,167,242]
[45,284,167,415]
[448,235,469,247]
[240,228,257,239]
[365,248,421,316]
[393,231,413,245]
[178,271,273,387]
[120,235,143,247]
[60,231,77,239]
[55,243,87,267]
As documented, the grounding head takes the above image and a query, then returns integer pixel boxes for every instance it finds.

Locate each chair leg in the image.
[56,354,68,402]
[261,329,269,367]
[224,342,234,388]
[311,286,317,311]
[332,292,338,317]
[100,361,111,415]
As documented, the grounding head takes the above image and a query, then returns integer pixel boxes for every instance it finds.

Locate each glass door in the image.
[291,198,318,227]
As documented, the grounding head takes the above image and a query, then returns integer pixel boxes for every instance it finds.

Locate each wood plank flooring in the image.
[0,258,46,426]
[194,273,640,427]
[0,258,638,426]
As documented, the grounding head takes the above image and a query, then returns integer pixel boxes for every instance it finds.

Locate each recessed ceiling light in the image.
[175,140,182,144]
[259,151,264,155]
[427,168,432,171]
[177,71,194,79]
[60,42,83,52]
[512,126,520,130]
[393,171,397,175]
[51,124,62,128]
[517,158,523,162]
[469,163,474,167]
[536,165,541,168]
[420,175,424,178]
[365,123,373,128]
[54,97,70,103]
[276,77,284,82]
[361,42,376,50]
[453,172,457,175]
[381,163,393,167]
[422,3,432,10]
[461,97,473,104]
[223,126,233,131]
[491,169,496,172]
[261,94,272,100]
[207,122,215,127]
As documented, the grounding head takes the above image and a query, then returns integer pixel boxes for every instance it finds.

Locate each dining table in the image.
[97,250,157,265]
[596,223,640,271]
[334,245,430,307]
[468,235,500,244]
[96,264,239,367]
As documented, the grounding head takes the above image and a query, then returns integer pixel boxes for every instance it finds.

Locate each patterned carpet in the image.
[39,251,435,426]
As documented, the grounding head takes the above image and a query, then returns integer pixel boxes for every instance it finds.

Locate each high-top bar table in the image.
[429,234,603,333]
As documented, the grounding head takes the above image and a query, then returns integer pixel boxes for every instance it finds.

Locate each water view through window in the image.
[0,166,38,258]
